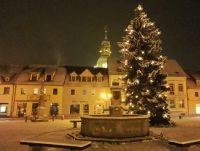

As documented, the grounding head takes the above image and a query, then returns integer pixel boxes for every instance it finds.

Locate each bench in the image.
[169,139,200,146]
[70,119,81,128]
[20,139,92,151]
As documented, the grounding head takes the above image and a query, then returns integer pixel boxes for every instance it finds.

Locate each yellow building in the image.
[63,66,111,118]
[0,65,22,117]
[187,72,200,115]
[108,58,189,115]
[164,60,188,115]
[12,65,66,118]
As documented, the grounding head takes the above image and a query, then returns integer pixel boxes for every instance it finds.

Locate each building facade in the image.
[187,72,200,115]
[63,66,111,118]
[12,65,66,117]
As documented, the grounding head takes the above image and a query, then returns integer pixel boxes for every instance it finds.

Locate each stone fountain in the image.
[80,90,149,139]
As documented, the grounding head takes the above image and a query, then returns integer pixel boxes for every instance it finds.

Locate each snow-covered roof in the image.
[15,65,66,85]
[163,60,188,77]
[108,57,188,77]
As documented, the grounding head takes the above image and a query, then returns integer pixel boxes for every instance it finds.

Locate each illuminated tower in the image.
[96,27,111,68]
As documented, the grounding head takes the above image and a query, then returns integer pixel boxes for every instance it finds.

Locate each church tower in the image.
[95,27,111,68]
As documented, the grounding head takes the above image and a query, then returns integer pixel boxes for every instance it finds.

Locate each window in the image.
[46,75,52,81]
[3,87,10,94]
[21,88,26,95]
[31,74,37,81]
[50,103,59,116]
[82,90,87,95]
[17,103,27,117]
[33,88,38,94]
[53,88,58,95]
[169,83,174,95]
[70,76,76,82]
[92,76,97,82]
[71,89,75,95]
[0,103,8,113]
[169,100,176,108]
[178,84,183,92]
[97,76,103,82]
[195,92,199,97]
[87,77,91,82]
[82,76,86,82]
[83,104,89,114]
[32,103,38,116]
[179,100,184,108]
[70,104,80,114]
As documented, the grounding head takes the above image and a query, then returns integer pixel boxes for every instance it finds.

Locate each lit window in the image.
[71,89,75,95]
[195,92,199,97]
[53,88,58,95]
[33,88,38,94]
[3,87,10,94]
[0,103,8,113]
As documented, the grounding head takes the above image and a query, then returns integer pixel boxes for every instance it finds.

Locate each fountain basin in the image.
[81,115,149,138]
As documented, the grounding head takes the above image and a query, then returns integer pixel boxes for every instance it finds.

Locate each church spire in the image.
[104,25,108,40]
[95,26,112,68]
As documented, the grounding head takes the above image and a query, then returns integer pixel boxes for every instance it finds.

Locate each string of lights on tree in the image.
[118,5,171,126]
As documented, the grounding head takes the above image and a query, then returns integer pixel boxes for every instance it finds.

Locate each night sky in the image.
[0,0,200,70]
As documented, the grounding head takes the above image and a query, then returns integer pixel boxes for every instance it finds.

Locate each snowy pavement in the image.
[0,117,200,151]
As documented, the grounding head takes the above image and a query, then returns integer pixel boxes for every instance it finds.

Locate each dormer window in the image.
[30,73,38,81]
[96,72,104,82]
[46,74,52,81]
[70,72,78,82]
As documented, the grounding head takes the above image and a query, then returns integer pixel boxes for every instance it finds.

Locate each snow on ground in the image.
[0,116,200,151]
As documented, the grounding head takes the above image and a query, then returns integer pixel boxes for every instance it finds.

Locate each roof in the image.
[107,57,188,77]
[163,60,188,77]
[15,65,66,85]
[0,64,24,84]
[65,66,108,75]
[186,71,200,89]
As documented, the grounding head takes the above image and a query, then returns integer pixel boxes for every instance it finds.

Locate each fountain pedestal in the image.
[81,115,149,138]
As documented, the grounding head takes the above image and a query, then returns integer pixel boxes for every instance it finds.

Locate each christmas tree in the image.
[118,5,171,126]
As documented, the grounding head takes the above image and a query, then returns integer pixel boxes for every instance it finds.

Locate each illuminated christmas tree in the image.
[118,5,171,126]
